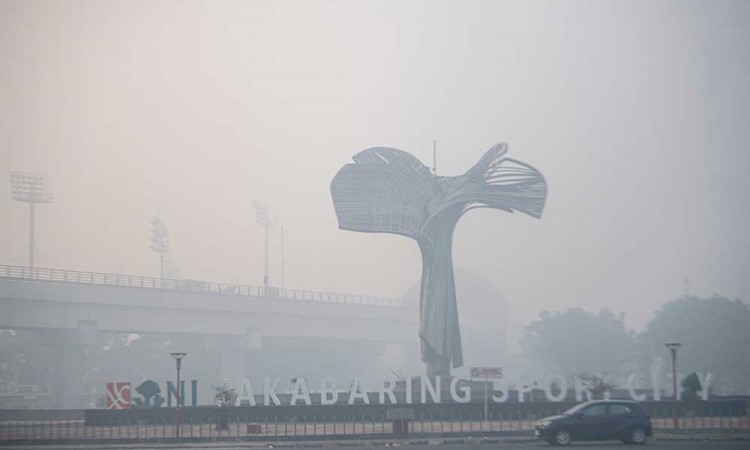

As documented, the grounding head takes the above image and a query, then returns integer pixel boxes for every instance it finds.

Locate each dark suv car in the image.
[534,400,652,446]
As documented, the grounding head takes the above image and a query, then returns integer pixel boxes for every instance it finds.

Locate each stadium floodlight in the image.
[150,216,169,278]
[253,199,277,291]
[10,172,53,268]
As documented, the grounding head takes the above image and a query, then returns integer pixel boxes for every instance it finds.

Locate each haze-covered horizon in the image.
[2,0,749,334]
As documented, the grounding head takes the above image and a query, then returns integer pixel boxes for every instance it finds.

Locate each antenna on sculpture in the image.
[432,140,437,174]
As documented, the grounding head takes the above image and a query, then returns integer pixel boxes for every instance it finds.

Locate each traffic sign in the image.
[470,367,503,423]
[470,367,503,378]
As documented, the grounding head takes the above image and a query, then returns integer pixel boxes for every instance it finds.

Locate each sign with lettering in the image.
[104,379,198,408]
[470,367,503,378]
[104,370,715,407]
[231,371,714,406]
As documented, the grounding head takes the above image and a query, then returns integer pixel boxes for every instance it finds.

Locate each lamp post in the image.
[665,343,681,429]
[9,172,52,268]
[170,352,187,438]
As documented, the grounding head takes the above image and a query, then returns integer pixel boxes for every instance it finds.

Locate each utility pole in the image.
[281,226,285,291]
[253,199,276,292]
[432,140,437,174]
[264,222,269,288]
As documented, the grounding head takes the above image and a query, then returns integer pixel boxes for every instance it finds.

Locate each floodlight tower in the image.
[10,172,52,268]
[253,200,276,291]
[149,216,169,278]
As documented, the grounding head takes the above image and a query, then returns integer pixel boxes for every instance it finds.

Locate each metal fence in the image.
[0,264,404,308]
[1,411,748,443]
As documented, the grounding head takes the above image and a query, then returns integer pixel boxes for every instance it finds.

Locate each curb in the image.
[1,432,749,448]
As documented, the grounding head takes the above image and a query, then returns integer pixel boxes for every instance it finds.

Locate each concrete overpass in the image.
[0,265,418,407]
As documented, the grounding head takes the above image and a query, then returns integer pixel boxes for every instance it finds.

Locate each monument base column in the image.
[426,358,450,378]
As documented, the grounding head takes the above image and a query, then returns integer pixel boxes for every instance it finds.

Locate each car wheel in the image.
[552,429,572,446]
[627,427,647,445]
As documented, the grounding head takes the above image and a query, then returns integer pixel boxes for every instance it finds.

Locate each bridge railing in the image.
[0,265,404,308]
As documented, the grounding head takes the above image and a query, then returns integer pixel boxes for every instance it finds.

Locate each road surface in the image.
[4,438,747,449]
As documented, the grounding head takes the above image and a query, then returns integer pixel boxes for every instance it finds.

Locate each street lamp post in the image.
[665,343,682,429]
[170,352,187,438]
[9,172,52,268]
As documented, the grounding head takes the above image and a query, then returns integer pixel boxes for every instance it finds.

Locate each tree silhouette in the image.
[639,296,750,395]
[521,308,633,375]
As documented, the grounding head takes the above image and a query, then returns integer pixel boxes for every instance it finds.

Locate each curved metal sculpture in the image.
[330,143,547,376]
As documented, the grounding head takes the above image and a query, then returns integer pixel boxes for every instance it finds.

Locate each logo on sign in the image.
[106,382,131,410]
[104,379,198,408]
[470,367,503,378]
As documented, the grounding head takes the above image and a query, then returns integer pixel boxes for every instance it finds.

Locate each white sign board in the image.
[470,367,503,378]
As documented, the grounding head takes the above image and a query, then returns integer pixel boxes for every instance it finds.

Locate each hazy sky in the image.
[2,0,748,331]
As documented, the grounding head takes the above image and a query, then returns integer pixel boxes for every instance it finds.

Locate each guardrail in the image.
[0,410,747,444]
[0,265,404,308]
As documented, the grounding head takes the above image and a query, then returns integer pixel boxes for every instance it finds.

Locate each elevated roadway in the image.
[0,265,414,343]
[0,265,418,408]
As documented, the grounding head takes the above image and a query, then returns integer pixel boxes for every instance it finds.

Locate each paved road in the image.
[5,440,748,450]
